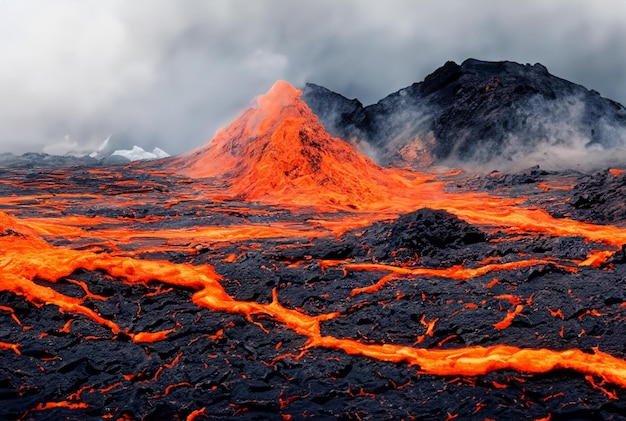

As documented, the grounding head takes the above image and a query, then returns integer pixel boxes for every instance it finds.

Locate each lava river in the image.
[3,81,626,419]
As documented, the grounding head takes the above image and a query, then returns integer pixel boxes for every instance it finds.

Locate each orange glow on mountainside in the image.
[178,81,418,209]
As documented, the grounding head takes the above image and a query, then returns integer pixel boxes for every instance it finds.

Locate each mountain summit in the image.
[178,81,409,208]
[303,59,626,169]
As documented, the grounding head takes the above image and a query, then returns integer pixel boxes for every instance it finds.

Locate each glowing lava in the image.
[3,211,626,397]
[177,81,420,209]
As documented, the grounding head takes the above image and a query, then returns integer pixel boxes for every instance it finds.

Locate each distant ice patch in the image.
[112,145,170,161]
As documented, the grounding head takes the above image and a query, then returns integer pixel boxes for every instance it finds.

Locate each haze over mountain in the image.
[303,59,626,171]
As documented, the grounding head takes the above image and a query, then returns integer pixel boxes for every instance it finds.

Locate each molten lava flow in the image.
[329,260,576,296]
[311,339,626,388]
[3,209,626,410]
[579,250,615,268]
[493,305,525,330]
[0,341,21,355]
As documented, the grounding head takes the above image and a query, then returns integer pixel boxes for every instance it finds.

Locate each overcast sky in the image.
[0,0,625,156]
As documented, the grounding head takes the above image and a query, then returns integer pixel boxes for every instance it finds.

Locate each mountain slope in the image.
[303,59,626,169]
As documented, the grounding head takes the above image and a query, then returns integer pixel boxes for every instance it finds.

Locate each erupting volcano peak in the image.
[178,80,411,209]
[256,80,302,111]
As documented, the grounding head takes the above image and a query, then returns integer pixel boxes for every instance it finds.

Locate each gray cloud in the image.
[0,0,624,156]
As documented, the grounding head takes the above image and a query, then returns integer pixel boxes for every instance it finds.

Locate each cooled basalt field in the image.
[3,79,626,420]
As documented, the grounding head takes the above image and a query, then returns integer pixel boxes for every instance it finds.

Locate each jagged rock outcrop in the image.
[303,59,626,169]
[343,208,487,263]
[569,168,626,224]
[301,83,370,143]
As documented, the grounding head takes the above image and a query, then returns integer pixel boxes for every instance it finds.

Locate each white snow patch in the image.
[112,145,170,161]
[151,147,170,159]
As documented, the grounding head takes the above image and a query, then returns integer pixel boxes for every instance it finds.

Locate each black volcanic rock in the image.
[276,208,487,265]
[321,208,487,264]
[301,84,370,142]
[5,162,626,419]
[303,59,626,168]
[349,208,486,262]
[569,168,626,224]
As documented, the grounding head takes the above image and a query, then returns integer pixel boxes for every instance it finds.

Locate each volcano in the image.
[3,62,626,420]
[176,80,412,209]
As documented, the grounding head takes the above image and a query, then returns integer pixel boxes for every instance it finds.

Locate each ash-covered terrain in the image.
[2,60,626,420]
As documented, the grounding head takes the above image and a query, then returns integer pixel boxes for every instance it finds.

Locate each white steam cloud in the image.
[497,95,626,171]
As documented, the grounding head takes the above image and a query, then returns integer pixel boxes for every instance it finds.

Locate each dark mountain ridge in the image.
[303,58,626,169]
